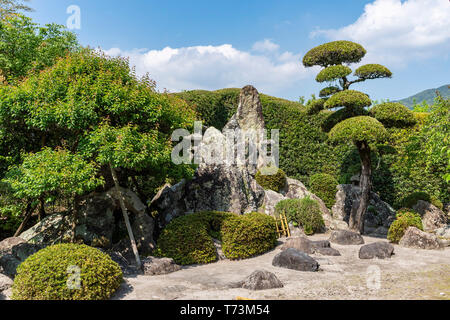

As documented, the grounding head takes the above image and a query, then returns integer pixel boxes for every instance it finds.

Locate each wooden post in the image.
[109,164,142,270]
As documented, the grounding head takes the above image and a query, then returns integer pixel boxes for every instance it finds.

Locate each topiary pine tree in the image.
[302,40,415,233]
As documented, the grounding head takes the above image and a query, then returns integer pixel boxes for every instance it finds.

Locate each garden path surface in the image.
[113,234,450,300]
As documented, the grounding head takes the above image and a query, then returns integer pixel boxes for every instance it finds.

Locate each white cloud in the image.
[252,39,280,52]
[311,0,450,66]
[104,42,315,96]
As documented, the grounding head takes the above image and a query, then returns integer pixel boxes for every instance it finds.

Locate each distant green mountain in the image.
[397,84,450,109]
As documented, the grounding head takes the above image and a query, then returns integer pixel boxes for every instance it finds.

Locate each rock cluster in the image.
[0,237,43,278]
[281,237,341,256]
[412,200,448,232]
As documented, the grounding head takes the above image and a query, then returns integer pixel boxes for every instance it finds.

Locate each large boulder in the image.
[0,273,13,292]
[315,247,341,256]
[436,225,450,239]
[332,184,396,235]
[0,237,26,255]
[281,237,314,254]
[359,242,394,259]
[412,200,448,232]
[233,270,284,291]
[399,227,444,250]
[272,248,319,272]
[329,230,364,245]
[19,188,155,255]
[0,238,44,278]
[141,257,182,276]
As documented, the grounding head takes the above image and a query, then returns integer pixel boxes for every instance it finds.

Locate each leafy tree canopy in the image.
[316,65,352,83]
[329,116,387,145]
[369,102,417,128]
[354,64,392,80]
[324,90,372,109]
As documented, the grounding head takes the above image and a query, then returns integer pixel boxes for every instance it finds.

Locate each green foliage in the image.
[315,65,352,83]
[221,212,277,260]
[400,192,444,210]
[319,86,340,98]
[324,90,372,109]
[255,166,287,192]
[329,116,387,144]
[0,14,79,83]
[302,40,366,68]
[369,102,417,128]
[387,209,423,243]
[309,173,338,208]
[274,197,324,235]
[155,211,277,264]
[398,84,450,109]
[0,0,33,16]
[4,148,103,203]
[354,64,392,80]
[12,243,123,300]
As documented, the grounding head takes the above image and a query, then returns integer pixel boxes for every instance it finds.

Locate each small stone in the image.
[280,237,313,254]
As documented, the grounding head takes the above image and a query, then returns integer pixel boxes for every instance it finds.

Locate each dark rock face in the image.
[0,238,43,278]
[272,248,319,272]
[359,242,394,259]
[315,247,341,256]
[332,184,396,236]
[329,230,365,245]
[234,270,284,291]
[141,257,182,276]
[311,240,331,248]
[104,251,139,276]
[412,200,447,232]
[0,273,13,292]
[399,227,443,250]
[18,188,155,255]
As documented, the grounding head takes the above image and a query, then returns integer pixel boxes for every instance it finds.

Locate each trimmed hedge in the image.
[319,86,340,98]
[12,244,123,300]
[274,197,324,235]
[369,102,417,128]
[221,212,277,260]
[303,41,366,67]
[329,116,387,144]
[155,211,277,264]
[387,209,423,243]
[324,90,372,109]
[354,64,392,80]
[309,173,338,208]
[316,65,352,83]
[255,166,287,192]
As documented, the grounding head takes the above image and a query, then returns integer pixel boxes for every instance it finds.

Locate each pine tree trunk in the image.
[14,201,35,237]
[349,141,372,234]
[109,164,142,270]
[71,194,80,243]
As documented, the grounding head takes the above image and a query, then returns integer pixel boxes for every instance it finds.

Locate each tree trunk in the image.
[109,164,142,270]
[349,141,372,234]
[71,194,80,243]
[14,201,35,237]
[38,197,46,222]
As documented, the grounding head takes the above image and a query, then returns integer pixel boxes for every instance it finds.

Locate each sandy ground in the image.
[112,234,450,300]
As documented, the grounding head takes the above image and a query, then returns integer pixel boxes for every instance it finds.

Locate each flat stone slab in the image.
[272,248,319,272]
[359,242,394,259]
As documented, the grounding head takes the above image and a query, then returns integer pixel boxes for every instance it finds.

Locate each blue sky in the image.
[29,0,450,102]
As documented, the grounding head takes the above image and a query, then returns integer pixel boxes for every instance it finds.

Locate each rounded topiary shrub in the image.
[155,211,277,264]
[387,209,423,243]
[309,173,338,208]
[154,213,221,265]
[221,212,277,260]
[12,243,123,300]
[400,192,443,210]
[274,197,324,235]
[255,166,287,192]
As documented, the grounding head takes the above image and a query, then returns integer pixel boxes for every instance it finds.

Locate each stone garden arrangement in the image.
[0,9,449,300]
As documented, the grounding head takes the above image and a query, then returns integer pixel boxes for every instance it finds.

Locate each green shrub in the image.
[274,197,324,235]
[255,166,287,192]
[12,244,123,300]
[369,102,417,128]
[387,209,423,243]
[221,212,277,260]
[400,192,443,210]
[302,40,366,67]
[316,65,352,83]
[309,173,338,208]
[155,211,276,264]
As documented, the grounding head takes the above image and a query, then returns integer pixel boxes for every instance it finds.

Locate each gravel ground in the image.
[112,234,450,300]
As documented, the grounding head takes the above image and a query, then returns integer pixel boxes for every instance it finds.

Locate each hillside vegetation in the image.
[398,84,450,109]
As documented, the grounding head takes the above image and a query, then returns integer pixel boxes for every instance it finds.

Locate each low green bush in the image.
[400,192,443,210]
[387,209,423,243]
[274,197,324,235]
[221,212,277,260]
[309,173,338,208]
[155,211,277,264]
[255,166,287,192]
[12,243,123,300]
